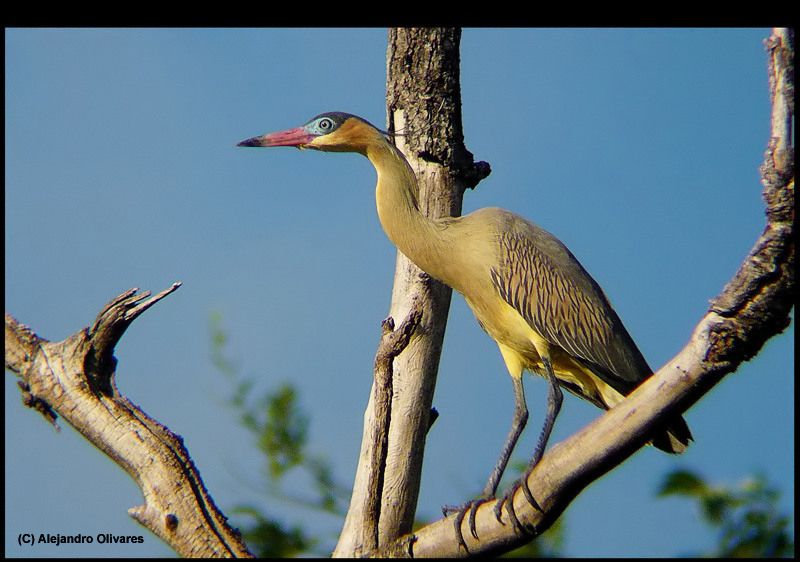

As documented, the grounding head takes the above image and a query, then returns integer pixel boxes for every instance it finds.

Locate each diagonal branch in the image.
[5,286,254,558]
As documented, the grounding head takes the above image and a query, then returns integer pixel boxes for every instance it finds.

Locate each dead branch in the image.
[5,285,253,558]
[363,306,423,553]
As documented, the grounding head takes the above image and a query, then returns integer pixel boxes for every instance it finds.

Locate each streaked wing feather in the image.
[490,228,646,390]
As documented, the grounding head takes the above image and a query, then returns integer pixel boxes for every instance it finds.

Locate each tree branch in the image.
[375,26,794,559]
[5,285,254,558]
[363,306,423,552]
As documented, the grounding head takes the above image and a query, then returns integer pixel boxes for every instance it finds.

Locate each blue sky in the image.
[5,28,793,557]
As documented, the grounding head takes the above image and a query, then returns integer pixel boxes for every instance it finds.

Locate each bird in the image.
[238,111,692,545]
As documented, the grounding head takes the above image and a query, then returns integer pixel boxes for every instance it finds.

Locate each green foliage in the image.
[260,383,309,479]
[208,312,347,556]
[231,505,314,558]
[658,469,794,558]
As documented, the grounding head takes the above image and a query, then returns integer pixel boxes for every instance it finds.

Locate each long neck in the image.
[365,138,456,286]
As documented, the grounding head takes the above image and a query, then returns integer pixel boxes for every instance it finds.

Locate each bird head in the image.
[237,112,384,155]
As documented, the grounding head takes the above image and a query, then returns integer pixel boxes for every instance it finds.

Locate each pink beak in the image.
[237,126,315,148]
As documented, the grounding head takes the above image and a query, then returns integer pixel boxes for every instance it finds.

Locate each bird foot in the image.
[493,474,541,535]
[442,496,495,552]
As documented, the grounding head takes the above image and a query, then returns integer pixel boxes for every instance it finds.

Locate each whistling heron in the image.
[238,112,692,541]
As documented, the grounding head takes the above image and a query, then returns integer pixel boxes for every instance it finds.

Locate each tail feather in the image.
[651,415,693,454]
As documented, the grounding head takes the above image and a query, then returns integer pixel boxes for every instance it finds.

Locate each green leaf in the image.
[657,469,708,497]
[659,469,794,558]
[231,505,315,558]
[261,383,309,479]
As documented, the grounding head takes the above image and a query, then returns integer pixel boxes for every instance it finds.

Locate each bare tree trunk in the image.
[333,27,490,557]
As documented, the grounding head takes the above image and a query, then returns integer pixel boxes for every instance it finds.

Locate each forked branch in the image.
[5,285,253,558]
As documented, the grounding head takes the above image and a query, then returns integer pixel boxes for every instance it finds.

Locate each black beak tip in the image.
[237,137,261,147]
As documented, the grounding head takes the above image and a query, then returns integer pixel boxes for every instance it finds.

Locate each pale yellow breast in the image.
[466,293,625,410]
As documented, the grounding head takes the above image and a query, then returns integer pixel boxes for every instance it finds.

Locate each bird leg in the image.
[532,357,563,466]
[482,375,529,499]
[442,375,528,550]
[496,356,563,531]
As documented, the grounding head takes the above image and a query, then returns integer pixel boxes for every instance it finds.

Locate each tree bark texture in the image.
[333,28,490,557]
[5,286,253,558]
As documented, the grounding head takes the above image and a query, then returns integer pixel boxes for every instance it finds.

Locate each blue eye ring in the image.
[317,117,334,132]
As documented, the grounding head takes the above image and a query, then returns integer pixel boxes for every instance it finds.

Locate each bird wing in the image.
[488,217,651,392]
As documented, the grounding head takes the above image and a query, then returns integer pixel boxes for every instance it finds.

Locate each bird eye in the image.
[318,118,334,131]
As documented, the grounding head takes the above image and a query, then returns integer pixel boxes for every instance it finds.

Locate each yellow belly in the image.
[467,294,625,410]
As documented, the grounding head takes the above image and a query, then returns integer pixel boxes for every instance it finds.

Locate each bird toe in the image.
[442,495,496,551]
